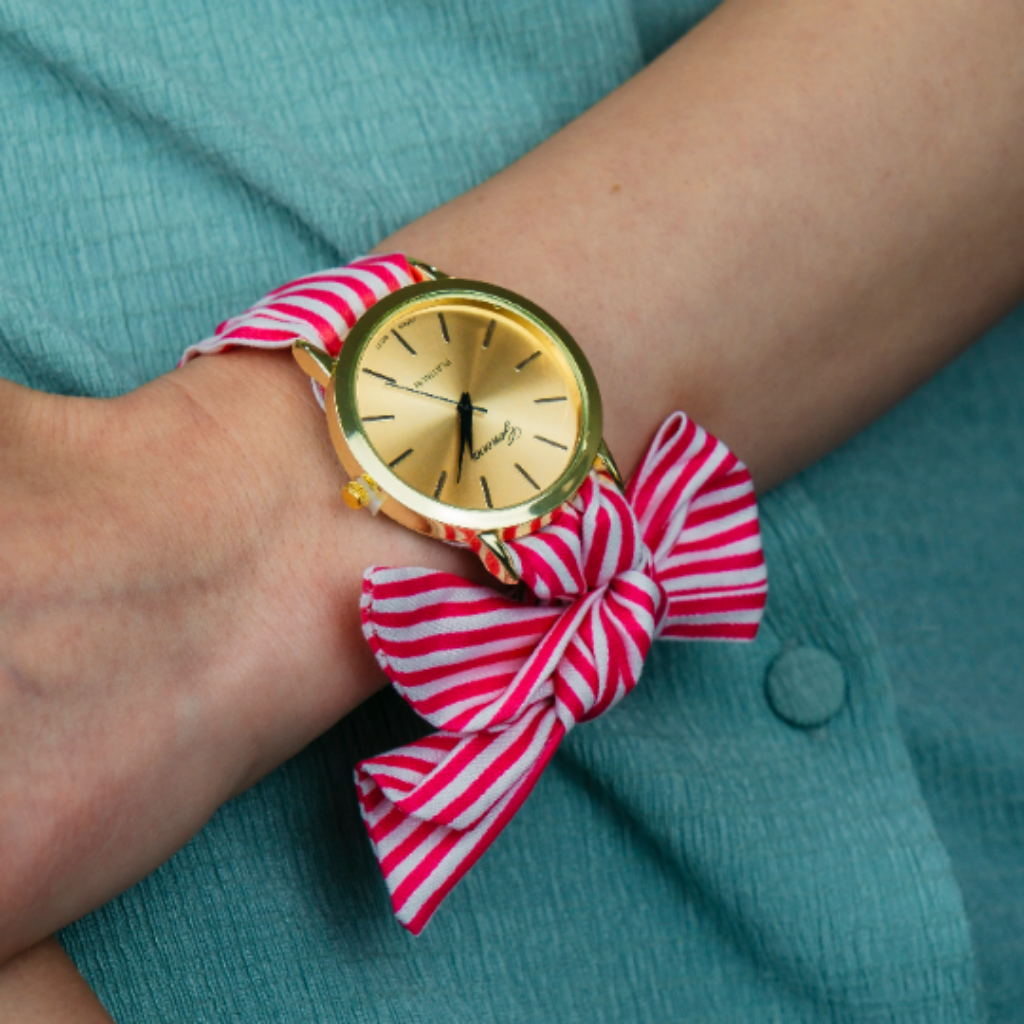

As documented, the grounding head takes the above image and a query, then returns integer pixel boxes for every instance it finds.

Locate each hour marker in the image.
[438,312,451,344]
[363,368,396,383]
[482,319,496,349]
[515,463,540,490]
[433,470,447,500]
[480,476,493,509]
[534,396,566,404]
[534,435,568,451]
[515,351,541,372]
[363,415,395,423]
[389,448,414,468]
[393,330,416,356]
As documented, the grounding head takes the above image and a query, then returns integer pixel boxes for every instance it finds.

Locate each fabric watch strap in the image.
[180,253,420,364]
[181,254,769,934]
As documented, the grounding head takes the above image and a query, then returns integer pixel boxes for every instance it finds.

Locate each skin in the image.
[0,939,112,1022]
[1,0,1023,1012]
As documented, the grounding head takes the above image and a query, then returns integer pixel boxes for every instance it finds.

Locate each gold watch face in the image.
[330,278,602,534]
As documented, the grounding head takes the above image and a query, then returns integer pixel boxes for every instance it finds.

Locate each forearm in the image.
[381,0,1024,489]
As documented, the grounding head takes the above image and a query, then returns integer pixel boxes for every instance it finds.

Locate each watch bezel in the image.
[327,277,603,537]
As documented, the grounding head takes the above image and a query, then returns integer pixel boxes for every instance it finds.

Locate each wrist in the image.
[0,350,483,962]
[130,349,484,742]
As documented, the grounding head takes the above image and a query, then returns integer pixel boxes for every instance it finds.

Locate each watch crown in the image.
[343,474,383,514]
[344,480,370,509]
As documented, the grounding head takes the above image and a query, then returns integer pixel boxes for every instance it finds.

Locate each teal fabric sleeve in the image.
[798,310,1024,1024]
[1,0,1016,1019]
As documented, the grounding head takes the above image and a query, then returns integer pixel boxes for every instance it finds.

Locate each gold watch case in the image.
[293,268,621,578]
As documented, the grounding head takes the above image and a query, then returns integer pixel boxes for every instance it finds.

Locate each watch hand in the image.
[384,379,487,414]
[457,392,474,483]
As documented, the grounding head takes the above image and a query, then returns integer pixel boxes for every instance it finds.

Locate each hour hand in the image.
[457,392,474,483]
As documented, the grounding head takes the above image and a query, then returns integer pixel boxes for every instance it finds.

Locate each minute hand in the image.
[384,379,487,413]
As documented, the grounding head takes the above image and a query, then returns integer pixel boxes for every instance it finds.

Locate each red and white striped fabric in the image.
[180,254,768,936]
[178,253,420,364]
[356,413,766,934]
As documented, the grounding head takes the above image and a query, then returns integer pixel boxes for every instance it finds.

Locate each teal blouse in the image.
[1,0,1020,1019]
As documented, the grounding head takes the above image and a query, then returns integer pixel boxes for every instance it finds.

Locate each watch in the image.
[181,251,768,934]
[289,259,623,584]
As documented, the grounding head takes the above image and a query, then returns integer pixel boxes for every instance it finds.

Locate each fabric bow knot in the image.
[356,413,768,934]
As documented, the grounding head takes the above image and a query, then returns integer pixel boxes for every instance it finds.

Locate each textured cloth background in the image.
[0,0,1020,1019]
[800,307,1024,1024]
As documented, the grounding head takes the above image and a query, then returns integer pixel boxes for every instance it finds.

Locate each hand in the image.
[383,377,486,413]
[0,352,487,965]
[457,391,474,483]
